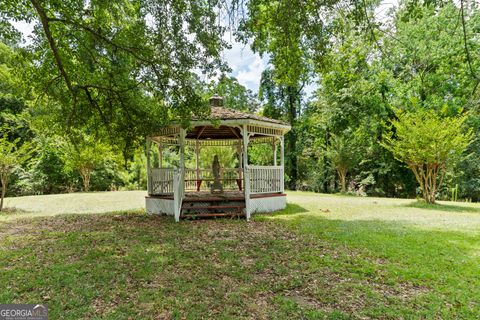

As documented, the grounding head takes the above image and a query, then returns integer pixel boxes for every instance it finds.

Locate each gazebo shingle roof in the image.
[192,107,287,125]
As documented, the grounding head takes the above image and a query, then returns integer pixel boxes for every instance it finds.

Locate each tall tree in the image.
[238,0,336,189]
[1,0,230,153]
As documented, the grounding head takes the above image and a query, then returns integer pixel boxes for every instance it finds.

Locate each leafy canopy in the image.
[1,0,231,149]
[382,109,473,168]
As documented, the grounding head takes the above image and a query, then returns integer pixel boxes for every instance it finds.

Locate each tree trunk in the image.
[0,176,7,211]
[337,167,347,193]
[286,86,298,190]
[80,168,91,192]
[410,163,440,204]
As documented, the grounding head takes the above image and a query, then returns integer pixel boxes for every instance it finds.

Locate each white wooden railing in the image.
[184,168,243,191]
[148,168,175,195]
[149,166,283,195]
[248,166,283,194]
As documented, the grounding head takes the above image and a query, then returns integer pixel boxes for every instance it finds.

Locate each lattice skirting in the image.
[146,198,174,215]
[249,195,286,214]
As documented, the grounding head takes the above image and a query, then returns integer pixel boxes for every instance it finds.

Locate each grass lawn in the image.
[1,191,479,319]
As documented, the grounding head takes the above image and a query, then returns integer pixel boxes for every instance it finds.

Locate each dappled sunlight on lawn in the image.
[1,190,147,221]
[1,192,480,318]
[269,192,480,232]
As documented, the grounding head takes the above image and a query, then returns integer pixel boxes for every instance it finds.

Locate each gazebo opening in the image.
[145,95,291,221]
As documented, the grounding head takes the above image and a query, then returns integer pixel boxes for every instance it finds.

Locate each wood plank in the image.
[182,205,245,210]
[180,212,246,219]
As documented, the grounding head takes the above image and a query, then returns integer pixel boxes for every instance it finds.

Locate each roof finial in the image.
[209,94,223,107]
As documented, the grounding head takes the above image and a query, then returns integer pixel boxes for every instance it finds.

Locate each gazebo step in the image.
[180,212,246,219]
[181,205,245,210]
[182,197,245,202]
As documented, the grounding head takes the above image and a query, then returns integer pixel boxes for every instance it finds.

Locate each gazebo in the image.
[145,95,291,221]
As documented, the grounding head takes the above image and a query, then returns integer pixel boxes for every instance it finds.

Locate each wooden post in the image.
[280,135,285,193]
[236,143,243,187]
[174,129,186,222]
[179,128,186,187]
[173,167,180,222]
[242,124,251,220]
[195,140,200,185]
[146,137,152,195]
[273,138,277,166]
[158,143,163,168]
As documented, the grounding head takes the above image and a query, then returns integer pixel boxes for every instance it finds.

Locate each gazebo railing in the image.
[148,168,175,195]
[184,168,243,191]
[248,166,283,194]
[149,167,284,195]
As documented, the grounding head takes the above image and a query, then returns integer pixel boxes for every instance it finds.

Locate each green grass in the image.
[1,191,479,318]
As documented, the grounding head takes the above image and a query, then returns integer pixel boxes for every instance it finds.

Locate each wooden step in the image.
[182,197,245,202]
[181,205,245,210]
[180,212,246,219]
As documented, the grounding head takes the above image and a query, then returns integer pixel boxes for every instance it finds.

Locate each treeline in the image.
[250,1,480,201]
[0,0,479,202]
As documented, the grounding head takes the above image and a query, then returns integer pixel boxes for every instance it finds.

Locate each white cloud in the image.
[221,33,269,92]
[234,54,267,92]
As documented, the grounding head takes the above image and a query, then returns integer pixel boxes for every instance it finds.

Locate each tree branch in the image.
[30,0,74,94]
[460,0,480,95]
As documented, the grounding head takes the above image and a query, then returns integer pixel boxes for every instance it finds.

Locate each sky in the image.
[10,0,398,95]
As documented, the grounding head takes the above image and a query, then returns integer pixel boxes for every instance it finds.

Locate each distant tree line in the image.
[0,0,479,205]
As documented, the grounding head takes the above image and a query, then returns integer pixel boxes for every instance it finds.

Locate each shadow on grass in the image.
[2,209,480,318]
[258,203,309,219]
[0,207,30,216]
[404,201,480,213]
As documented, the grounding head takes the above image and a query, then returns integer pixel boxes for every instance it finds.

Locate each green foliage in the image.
[0,132,34,210]
[198,146,238,169]
[207,75,259,112]
[60,134,117,192]
[1,0,230,154]
[324,130,363,193]
[120,153,148,191]
[382,108,473,203]
[248,144,274,166]
[296,1,480,200]
[1,1,480,202]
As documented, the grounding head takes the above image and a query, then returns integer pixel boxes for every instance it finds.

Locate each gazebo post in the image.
[146,137,152,195]
[174,128,186,222]
[273,138,277,166]
[280,135,285,193]
[242,124,251,220]
[195,140,200,190]
[158,143,163,168]
[179,128,186,179]
[236,144,243,187]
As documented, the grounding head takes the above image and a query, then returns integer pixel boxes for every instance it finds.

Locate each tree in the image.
[239,0,336,189]
[0,134,33,211]
[1,0,230,154]
[324,131,362,193]
[61,135,115,192]
[207,75,259,112]
[382,108,473,204]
